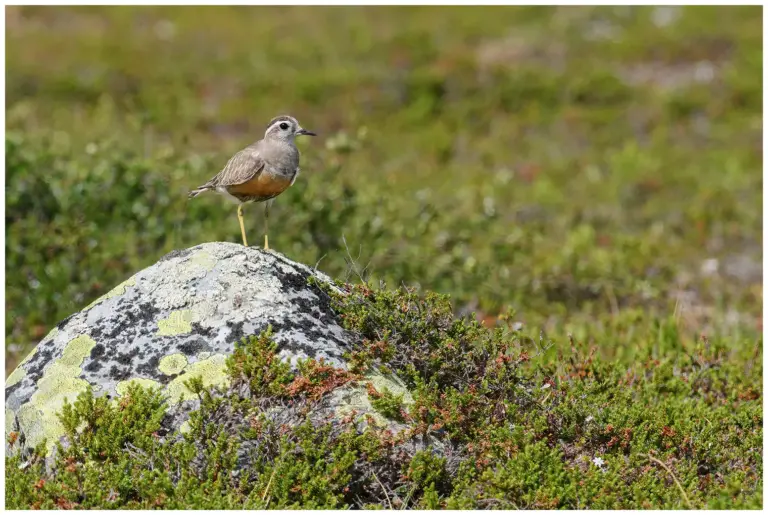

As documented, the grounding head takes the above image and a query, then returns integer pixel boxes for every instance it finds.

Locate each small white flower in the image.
[592,456,605,468]
[701,258,719,276]
[585,415,594,423]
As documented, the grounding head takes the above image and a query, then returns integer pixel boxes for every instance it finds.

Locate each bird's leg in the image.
[264,202,270,250]
[237,204,248,247]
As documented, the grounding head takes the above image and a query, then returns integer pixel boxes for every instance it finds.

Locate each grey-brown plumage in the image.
[189,115,316,248]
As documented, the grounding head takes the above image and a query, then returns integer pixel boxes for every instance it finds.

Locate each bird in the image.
[188,115,316,249]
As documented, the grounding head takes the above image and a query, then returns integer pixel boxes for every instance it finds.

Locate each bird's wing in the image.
[209,146,265,187]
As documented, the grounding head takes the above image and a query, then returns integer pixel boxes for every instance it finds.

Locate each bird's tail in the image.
[188,186,210,199]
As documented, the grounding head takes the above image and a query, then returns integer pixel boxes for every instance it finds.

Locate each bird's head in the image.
[264,115,316,142]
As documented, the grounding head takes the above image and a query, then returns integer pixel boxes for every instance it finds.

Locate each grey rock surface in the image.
[6,242,413,454]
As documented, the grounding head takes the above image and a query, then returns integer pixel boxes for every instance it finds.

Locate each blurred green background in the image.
[5,6,762,374]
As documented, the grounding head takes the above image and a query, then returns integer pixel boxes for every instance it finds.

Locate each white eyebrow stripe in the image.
[266,118,294,133]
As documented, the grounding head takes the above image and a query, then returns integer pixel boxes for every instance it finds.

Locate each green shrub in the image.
[7,285,761,508]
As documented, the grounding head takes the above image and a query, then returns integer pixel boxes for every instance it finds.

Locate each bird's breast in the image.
[226,170,294,201]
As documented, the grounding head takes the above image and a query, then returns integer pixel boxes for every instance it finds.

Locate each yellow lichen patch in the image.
[179,420,191,434]
[333,371,414,428]
[332,384,389,428]
[58,334,97,369]
[365,372,414,405]
[23,374,91,452]
[197,351,211,361]
[15,404,60,452]
[164,354,229,405]
[115,378,162,397]
[5,365,26,388]
[84,276,137,310]
[30,374,91,415]
[17,334,97,453]
[158,353,188,376]
[157,310,193,336]
[187,250,217,271]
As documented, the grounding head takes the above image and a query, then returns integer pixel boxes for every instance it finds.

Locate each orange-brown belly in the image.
[227,173,292,201]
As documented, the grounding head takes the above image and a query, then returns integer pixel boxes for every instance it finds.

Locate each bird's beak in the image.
[297,128,317,136]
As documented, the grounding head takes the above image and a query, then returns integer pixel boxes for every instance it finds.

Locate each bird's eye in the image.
[280,122,289,130]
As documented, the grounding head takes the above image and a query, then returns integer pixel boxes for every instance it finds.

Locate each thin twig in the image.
[313,253,327,272]
[641,453,693,509]
[371,471,393,510]
[342,234,371,283]
[261,470,275,501]
[261,458,281,505]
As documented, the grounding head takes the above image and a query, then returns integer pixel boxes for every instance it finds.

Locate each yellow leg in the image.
[237,204,248,246]
[264,202,270,250]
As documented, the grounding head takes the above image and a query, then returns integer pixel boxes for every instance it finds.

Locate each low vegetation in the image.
[6,284,762,509]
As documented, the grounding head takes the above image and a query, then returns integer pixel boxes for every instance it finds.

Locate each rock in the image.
[5,242,413,455]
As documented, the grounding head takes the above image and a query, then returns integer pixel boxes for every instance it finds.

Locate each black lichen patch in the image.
[272,264,311,295]
[23,347,54,386]
[177,338,207,356]
[84,343,107,372]
[267,261,349,351]
[136,355,160,378]
[289,292,341,337]
[99,299,161,345]
[5,378,24,399]
[108,365,132,381]
[281,269,311,292]
[84,360,103,373]
[155,372,179,384]
[268,316,346,361]
[103,322,127,340]
[191,322,215,338]
[137,302,161,323]
[308,285,339,326]
[271,263,342,330]
[90,344,106,360]
[55,313,76,331]
[116,348,140,366]
[155,372,179,385]
[226,321,246,343]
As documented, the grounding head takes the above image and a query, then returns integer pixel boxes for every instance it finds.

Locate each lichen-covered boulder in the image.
[5,242,412,455]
